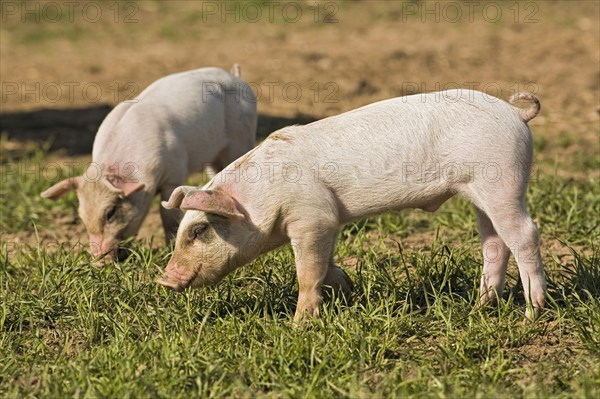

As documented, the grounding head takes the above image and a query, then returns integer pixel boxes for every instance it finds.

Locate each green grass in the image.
[1,147,599,398]
[0,142,82,234]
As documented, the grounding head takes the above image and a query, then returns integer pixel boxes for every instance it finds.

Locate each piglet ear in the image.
[162,187,244,219]
[104,175,145,197]
[181,189,245,219]
[163,187,244,219]
[41,177,81,200]
[161,186,197,210]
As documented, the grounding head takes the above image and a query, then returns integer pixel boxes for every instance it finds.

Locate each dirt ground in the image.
[1,0,599,247]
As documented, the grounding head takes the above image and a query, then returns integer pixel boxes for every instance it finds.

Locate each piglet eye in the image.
[106,206,117,221]
[190,223,209,240]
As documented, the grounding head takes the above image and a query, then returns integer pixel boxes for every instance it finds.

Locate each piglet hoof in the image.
[292,307,320,328]
[524,306,543,323]
[478,290,500,308]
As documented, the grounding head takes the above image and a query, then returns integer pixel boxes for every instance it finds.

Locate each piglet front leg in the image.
[290,225,339,325]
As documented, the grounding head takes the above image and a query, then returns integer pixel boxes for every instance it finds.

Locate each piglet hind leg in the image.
[476,208,511,307]
[477,201,546,321]
[290,226,339,325]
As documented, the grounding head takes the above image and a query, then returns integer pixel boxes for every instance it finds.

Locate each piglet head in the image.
[157,186,257,291]
[41,172,146,263]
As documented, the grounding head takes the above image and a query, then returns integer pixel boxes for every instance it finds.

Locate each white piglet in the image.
[42,66,257,260]
[159,90,546,323]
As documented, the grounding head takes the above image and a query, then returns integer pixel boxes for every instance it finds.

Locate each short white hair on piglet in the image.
[41,66,257,262]
[159,89,545,325]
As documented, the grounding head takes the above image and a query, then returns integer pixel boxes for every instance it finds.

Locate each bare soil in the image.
[1,1,599,246]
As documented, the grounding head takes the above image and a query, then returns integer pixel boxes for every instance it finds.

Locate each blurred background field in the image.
[1,0,599,244]
[1,1,599,397]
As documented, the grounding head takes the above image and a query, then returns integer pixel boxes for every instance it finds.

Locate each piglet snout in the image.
[89,234,118,258]
[157,261,196,292]
[156,276,186,292]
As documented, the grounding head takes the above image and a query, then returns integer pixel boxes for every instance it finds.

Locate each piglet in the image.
[159,89,546,323]
[41,66,257,261]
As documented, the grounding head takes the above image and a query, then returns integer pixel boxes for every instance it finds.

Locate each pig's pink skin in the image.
[164,90,546,324]
[41,67,257,259]
[156,260,196,292]
[89,234,118,258]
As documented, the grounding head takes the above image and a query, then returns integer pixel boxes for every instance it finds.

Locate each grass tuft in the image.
[1,142,599,397]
